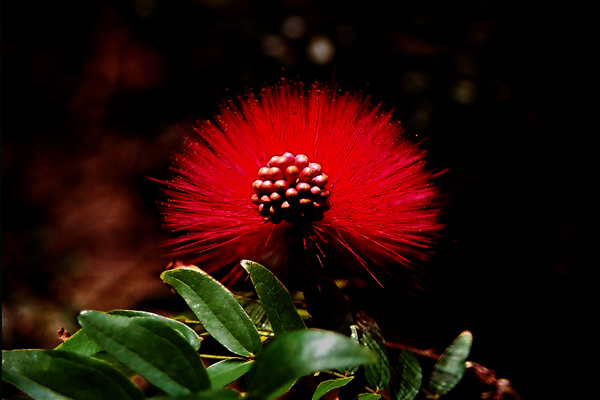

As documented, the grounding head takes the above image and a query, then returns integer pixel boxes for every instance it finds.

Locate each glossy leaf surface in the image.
[339,324,361,375]
[312,376,354,400]
[109,310,201,351]
[241,260,306,335]
[151,388,243,399]
[207,359,254,388]
[357,313,391,391]
[429,331,473,396]
[161,267,261,356]
[245,329,377,400]
[54,328,102,356]
[56,310,201,355]
[78,311,209,396]
[391,350,422,400]
[92,351,137,378]
[236,296,273,334]
[2,349,144,400]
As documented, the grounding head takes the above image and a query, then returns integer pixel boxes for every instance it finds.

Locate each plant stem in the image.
[199,354,247,361]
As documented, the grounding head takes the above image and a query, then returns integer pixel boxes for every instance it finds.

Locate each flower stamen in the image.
[251,153,331,224]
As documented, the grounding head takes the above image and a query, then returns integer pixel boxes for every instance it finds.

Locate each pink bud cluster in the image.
[251,152,331,223]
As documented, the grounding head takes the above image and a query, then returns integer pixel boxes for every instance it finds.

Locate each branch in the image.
[385,342,438,360]
[386,342,521,400]
[467,362,521,400]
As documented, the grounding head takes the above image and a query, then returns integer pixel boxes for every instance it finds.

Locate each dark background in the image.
[2,1,593,399]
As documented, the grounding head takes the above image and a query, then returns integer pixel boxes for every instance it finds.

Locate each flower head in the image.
[160,80,443,290]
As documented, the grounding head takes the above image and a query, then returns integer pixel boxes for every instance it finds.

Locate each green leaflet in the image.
[150,388,243,399]
[339,324,361,375]
[108,310,202,351]
[54,328,103,356]
[78,311,210,396]
[235,296,273,334]
[429,331,473,396]
[245,329,377,400]
[312,376,354,400]
[207,359,254,388]
[56,310,201,355]
[161,268,261,357]
[2,349,144,400]
[356,312,391,391]
[241,260,306,335]
[391,350,422,400]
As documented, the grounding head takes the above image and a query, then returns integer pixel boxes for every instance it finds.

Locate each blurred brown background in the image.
[2,1,593,399]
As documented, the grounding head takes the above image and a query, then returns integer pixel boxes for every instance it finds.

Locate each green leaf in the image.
[91,352,137,378]
[339,324,360,375]
[108,310,202,351]
[55,329,103,356]
[245,329,378,400]
[161,268,261,357]
[311,376,354,400]
[356,312,391,391]
[356,393,381,400]
[171,309,201,325]
[56,311,196,379]
[77,311,210,396]
[429,331,473,396]
[2,349,144,400]
[65,310,203,378]
[207,359,254,388]
[151,388,243,399]
[241,260,306,335]
[391,351,422,400]
[56,310,201,355]
[235,296,273,334]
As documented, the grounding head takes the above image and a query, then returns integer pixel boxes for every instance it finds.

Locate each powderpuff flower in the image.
[159,80,443,290]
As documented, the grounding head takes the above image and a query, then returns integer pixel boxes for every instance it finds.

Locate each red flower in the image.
[160,80,443,290]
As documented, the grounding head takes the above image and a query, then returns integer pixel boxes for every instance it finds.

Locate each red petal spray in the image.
[160,80,443,290]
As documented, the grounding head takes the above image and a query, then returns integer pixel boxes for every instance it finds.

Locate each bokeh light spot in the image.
[282,16,306,40]
[307,35,335,65]
[451,79,478,105]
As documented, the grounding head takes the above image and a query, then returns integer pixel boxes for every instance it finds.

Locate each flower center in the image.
[251,152,331,224]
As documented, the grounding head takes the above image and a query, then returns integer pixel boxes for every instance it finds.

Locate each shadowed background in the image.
[2,1,592,399]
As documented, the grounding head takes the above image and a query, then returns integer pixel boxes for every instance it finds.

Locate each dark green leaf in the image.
[161,268,261,357]
[241,260,306,335]
[245,329,377,400]
[235,296,273,334]
[312,377,354,400]
[356,312,391,391]
[151,388,243,399]
[207,359,254,388]
[429,331,473,396]
[56,310,201,355]
[339,324,360,375]
[391,351,422,400]
[2,349,144,400]
[108,310,201,351]
[91,352,137,378]
[77,311,209,396]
